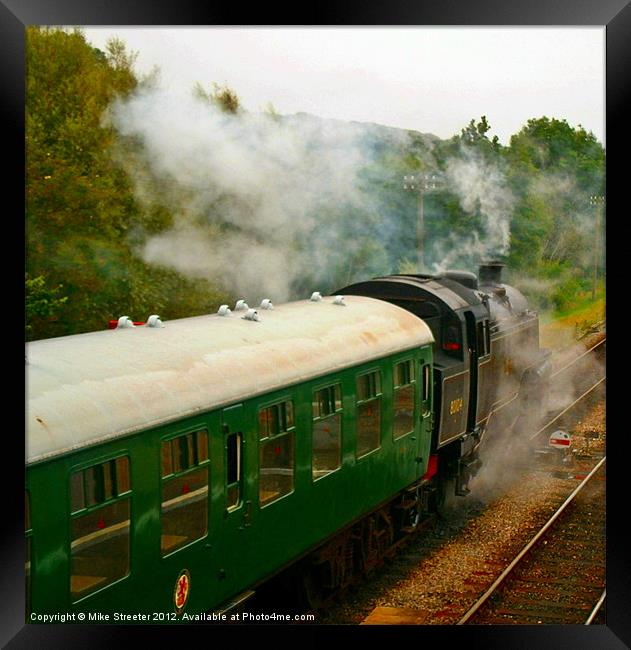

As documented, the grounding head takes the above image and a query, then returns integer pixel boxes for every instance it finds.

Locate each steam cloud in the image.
[106,86,403,303]
[429,149,514,273]
[106,85,521,303]
[467,337,605,503]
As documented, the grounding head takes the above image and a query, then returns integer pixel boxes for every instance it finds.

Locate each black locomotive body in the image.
[337,261,550,496]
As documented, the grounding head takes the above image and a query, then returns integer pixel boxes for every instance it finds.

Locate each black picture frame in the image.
[8,1,628,647]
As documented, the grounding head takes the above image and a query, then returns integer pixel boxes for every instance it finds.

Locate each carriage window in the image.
[357,371,381,401]
[161,430,209,556]
[422,364,432,415]
[258,400,294,439]
[357,370,382,457]
[313,384,342,419]
[312,384,342,480]
[394,360,414,387]
[69,456,131,600]
[442,318,462,359]
[259,400,295,506]
[393,360,416,439]
[226,432,242,510]
[163,430,208,474]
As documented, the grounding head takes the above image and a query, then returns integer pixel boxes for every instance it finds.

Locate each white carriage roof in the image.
[26,295,433,465]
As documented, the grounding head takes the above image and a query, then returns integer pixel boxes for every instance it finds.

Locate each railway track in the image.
[356,449,605,626]
[457,457,606,625]
[535,336,605,445]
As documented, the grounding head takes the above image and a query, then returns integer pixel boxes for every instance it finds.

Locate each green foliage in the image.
[459,115,501,152]
[27,28,137,237]
[193,81,241,114]
[262,102,281,122]
[503,117,604,311]
[435,115,502,165]
[508,117,604,187]
[26,26,141,338]
[26,275,68,340]
[397,258,418,274]
[26,27,232,340]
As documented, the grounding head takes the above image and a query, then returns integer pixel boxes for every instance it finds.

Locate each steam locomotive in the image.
[25,261,549,619]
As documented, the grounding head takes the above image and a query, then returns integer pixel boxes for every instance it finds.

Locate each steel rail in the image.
[481,393,519,433]
[584,589,606,625]
[550,337,605,379]
[485,338,604,438]
[456,456,606,625]
[529,375,606,441]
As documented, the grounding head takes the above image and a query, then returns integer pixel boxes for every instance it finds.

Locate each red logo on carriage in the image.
[174,569,191,613]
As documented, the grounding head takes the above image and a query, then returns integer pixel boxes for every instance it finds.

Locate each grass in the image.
[539,294,605,350]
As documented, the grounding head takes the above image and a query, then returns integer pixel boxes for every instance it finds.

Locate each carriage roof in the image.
[26,295,433,465]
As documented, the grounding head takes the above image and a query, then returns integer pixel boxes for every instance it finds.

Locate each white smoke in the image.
[445,151,513,253]
[429,148,514,273]
[467,322,605,502]
[105,85,400,302]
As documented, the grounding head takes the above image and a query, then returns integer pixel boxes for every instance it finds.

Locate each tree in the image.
[25,275,68,340]
[26,27,142,337]
[193,81,242,114]
[26,28,232,339]
[508,117,604,192]
[436,115,502,163]
[504,117,605,310]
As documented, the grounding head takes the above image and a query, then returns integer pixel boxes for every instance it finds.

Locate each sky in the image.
[80,26,605,146]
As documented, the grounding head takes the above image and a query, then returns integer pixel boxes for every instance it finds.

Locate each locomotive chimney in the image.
[478,260,505,286]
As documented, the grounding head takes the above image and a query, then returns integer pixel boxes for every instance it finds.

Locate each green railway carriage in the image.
[26,295,434,618]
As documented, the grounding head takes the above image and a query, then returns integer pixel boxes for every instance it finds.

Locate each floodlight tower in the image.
[402,172,443,270]
[589,194,605,301]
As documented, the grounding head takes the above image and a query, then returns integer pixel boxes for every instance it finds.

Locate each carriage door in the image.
[464,311,479,433]
[221,405,250,532]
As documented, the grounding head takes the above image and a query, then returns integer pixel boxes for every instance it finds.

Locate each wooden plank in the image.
[361,606,429,625]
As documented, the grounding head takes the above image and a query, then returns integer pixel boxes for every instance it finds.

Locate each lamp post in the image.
[589,194,605,301]
[403,172,443,270]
